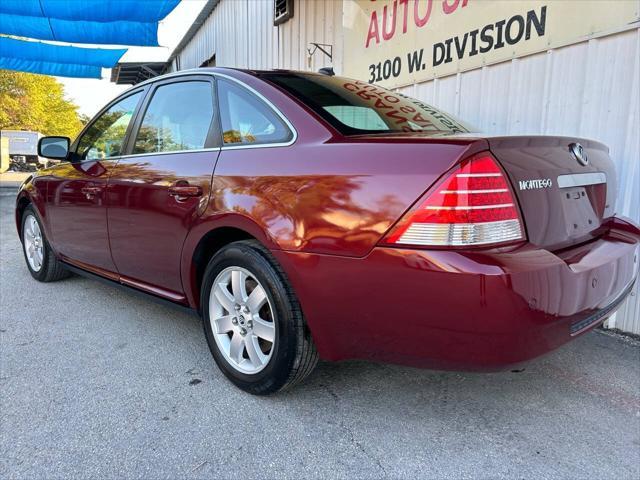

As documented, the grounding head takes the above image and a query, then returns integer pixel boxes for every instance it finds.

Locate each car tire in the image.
[201,240,318,395]
[21,206,70,282]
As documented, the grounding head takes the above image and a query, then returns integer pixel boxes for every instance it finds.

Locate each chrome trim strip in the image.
[440,189,508,194]
[557,172,607,188]
[220,141,295,151]
[456,173,502,178]
[425,203,514,211]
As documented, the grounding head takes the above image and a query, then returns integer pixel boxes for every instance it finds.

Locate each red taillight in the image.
[383,152,525,247]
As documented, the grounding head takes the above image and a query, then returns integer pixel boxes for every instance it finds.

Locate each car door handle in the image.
[81,186,102,197]
[168,185,203,198]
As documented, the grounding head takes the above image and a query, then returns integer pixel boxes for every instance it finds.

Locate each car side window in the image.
[133,81,214,154]
[76,91,142,160]
[218,79,292,145]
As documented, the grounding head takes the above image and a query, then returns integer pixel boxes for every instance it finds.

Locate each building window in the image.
[274,0,293,26]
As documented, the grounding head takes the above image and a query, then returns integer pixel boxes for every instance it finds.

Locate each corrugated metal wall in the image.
[171,0,343,72]
[170,0,639,333]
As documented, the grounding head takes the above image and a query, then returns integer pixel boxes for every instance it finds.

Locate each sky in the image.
[57,0,207,117]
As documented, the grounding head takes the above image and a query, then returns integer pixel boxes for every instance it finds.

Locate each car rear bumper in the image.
[273,217,640,370]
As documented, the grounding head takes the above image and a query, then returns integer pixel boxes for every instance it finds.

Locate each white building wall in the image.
[171,0,639,333]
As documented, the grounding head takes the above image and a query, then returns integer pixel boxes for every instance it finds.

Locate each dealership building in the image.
[114,0,640,333]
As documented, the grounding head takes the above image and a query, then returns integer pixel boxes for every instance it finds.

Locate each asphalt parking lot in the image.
[1,190,639,479]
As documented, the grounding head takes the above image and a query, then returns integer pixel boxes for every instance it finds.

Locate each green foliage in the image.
[0,70,83,139]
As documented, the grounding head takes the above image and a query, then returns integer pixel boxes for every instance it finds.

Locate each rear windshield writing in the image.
[262,73,473,135]
[341,80,471,134]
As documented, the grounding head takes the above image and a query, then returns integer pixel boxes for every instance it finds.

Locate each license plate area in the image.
[560,186,604,238]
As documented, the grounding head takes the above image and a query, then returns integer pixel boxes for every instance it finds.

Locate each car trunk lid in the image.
[487,136,616,250]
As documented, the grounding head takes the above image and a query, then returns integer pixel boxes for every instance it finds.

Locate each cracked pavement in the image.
[1,190,639,479]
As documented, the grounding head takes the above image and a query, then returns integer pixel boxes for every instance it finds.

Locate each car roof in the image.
[130,67,331,90]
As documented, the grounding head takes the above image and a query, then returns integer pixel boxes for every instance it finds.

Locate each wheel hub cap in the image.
[209,266,276,374]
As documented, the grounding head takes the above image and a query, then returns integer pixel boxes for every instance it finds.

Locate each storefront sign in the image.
[343,0,639,88]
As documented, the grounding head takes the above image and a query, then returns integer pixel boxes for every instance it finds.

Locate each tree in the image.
[0,70,83,138]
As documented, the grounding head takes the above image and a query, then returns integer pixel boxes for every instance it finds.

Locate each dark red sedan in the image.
[17,68,639,394]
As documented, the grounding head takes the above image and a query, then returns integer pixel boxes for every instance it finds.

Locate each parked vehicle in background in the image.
[0,130,51,171]
[0,134,9,173]
[16,68,640,395]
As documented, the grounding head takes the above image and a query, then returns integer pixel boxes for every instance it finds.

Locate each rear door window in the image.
[217,79,292,146]
[133,80,215,154]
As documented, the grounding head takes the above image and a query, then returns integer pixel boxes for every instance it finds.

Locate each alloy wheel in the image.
[209,266,276,374]
[23,214,44,272]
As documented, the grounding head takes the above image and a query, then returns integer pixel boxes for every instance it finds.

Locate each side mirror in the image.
[38,136,70,160]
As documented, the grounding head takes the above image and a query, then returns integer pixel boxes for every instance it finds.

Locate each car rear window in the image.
[259,72,475,135]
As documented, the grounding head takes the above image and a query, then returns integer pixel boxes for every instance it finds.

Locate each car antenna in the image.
[318,67,334,76]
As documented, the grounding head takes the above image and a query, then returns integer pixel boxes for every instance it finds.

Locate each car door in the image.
[46,90,145,275]
[106,76,220,300]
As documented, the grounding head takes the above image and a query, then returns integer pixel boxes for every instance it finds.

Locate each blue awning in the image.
[0,0,181,78]
[0,36,127,79]
[0,0,180,23]
[0,0,181,46]
[0,14,161,46]
[0,56,102,78]
[0,37,126,68]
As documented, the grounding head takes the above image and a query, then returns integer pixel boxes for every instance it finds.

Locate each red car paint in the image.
[16,68,639,370]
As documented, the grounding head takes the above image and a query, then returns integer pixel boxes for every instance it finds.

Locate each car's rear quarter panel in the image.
[210,141,478,257]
